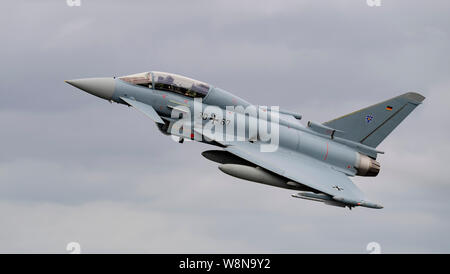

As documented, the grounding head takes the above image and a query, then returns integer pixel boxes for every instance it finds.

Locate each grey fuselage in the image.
[102,75,376,184]
[66,72,426,209]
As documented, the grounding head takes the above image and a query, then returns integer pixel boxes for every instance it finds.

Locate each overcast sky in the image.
[0,0,449,253]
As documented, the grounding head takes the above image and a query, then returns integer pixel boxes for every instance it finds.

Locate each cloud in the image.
[0,0,449,253]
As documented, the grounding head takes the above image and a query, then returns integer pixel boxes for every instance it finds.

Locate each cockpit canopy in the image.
[119,71,211,98]
[118,72,152,88]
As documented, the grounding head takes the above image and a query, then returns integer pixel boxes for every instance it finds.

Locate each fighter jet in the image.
[65,71,425,209]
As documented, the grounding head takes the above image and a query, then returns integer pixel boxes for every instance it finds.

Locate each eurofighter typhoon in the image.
[65,71,425,209]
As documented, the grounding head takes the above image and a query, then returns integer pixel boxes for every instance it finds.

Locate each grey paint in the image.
[67,71,418,209]
[65,78,115,100]
[76,73,420,209]
[120,96,165,124]
[218,164,306,190]
[324,92,425,147]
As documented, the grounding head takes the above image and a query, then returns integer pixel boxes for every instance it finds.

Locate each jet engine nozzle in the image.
[355,154,380,177]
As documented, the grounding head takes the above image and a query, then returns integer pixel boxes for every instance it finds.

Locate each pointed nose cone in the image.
[65,77,115,100]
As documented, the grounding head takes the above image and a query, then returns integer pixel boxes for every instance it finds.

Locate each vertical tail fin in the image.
[323,92,425,148]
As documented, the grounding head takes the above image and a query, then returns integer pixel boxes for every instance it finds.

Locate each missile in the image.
[218,164,308,190]
[292,192,383,209]
[291,192,346,208]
